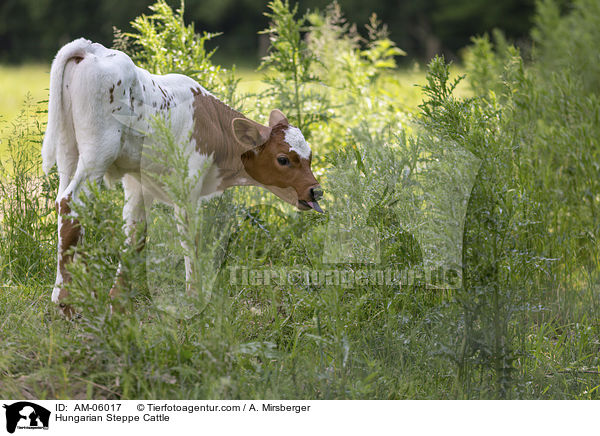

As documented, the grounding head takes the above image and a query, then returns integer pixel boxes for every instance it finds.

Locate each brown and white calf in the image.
[42,39,323,316]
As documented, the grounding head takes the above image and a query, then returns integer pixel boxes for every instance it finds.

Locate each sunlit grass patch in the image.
[0,64,49,123]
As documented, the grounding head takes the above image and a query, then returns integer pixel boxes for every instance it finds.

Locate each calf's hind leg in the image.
[51,160,112,317]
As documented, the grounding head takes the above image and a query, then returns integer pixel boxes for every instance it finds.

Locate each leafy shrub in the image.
[306,4,408,149]
[257,0,322,133]
[114,0,240,107]
[532,0,600,94]
[448,0,600,398]
[0,97,57,285]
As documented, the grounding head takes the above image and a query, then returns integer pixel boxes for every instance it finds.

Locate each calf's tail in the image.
[41,38,92,174]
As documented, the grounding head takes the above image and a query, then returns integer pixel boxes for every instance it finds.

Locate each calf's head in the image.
[232,109,323,212]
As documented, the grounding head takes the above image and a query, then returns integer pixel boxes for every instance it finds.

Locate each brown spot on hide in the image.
[57,195,81,282]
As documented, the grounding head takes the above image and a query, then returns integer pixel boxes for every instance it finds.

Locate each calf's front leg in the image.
[109,174,147,302]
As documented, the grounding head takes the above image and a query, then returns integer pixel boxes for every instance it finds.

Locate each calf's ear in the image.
[269,109,288,127]
[232,118,271,149]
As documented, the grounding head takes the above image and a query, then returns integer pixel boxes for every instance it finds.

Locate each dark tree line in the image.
[0,0,536,64]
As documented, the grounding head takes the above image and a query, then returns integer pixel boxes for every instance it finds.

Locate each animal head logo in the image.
[2,402,50,434]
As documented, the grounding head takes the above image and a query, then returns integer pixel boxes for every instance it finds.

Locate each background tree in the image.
[0,0,538,64]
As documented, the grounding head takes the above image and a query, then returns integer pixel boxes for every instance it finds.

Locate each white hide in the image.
[284,126,311,160]
[42,38,225,202]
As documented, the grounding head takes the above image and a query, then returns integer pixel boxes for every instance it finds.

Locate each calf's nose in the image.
[310,186,323,201]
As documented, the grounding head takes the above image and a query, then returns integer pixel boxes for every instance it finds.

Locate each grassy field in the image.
[0,61,467,139]
[0,64,50,123]
[1,0,600,401]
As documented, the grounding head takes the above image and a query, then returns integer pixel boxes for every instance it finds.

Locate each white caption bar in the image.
[0,400,595,435]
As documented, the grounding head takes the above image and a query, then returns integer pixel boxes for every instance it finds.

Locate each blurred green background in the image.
[0,0,537,65]
[0,0,541,122]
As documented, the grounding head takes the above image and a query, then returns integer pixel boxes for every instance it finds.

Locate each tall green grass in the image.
[1,0,599,399]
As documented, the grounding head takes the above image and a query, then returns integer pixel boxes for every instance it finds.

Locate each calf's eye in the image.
[277,156,290,166]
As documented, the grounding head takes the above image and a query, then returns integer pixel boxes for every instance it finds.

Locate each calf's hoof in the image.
[58,302,76,319]
[52,286,76,318]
